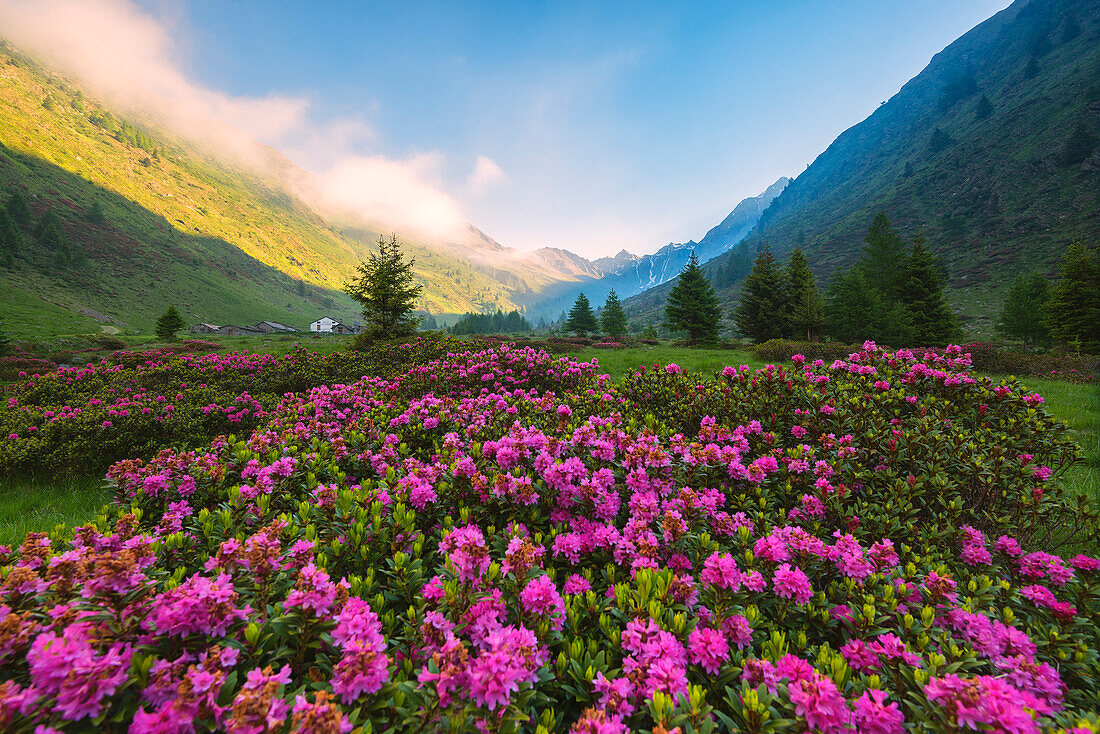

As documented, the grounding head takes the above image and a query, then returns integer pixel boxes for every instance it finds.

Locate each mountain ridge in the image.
[0,40,637,329]
[625,0,1100,335]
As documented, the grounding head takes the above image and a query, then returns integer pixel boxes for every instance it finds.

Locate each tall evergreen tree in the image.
[1044,242,1100,352]
[599,290,628,338]
[0,208,22,267]
[86,200,106,224]
[6,191,30,224]
[996,272,1052,347]
[825,268,884,344]
[155,304,186,340]
[564,293,598,336]
[784,249,823,341]
[1061,119,1097,167]
[897,235,960,345]
[974,95,994,121]
[666,252,722,343]
[35,210,73,268]
[861,211,906,300]
[343,234,423,340]
[733,247,787,343]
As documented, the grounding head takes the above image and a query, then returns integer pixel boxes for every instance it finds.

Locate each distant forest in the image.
[450,309,532,335]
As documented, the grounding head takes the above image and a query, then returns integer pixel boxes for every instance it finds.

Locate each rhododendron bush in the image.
[1,342,1099,733]
[0,337,501,475]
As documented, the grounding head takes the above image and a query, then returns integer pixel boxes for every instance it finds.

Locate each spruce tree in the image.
[0,208,22,267]
[784,249,823,341]
[35,210,73,269]
[564,293,598,336]
[666,252,722,343]
[1062,119,1097,167]
[974,95,994,122]
[733,247,787,343]
[897,235,959,345]
[996,273,1052,347]
[929,127,954,154]
[825,268,883,344]
[343,234,423,340]
[86,200,106,224]
[6,192,30,224]
[155,304,186,340]
[862,211,905,300]
[1045,242,1100,352]
[599,290,628,338]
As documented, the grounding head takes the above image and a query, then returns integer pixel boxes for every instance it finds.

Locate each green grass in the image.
[0,475,114,548]
[569,346,766,381]
[0,281,103,338]
[1011,375,1100,505]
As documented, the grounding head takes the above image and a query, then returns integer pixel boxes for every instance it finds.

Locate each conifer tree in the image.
[1062,119,1097,167]
[666,252,722,343]
[155,304,186,340]
[6,191,30,224]
[343,234,423,340]
[897,234,960,345]
[599,290,628,338]
[825,268,883,344]
[564,293,598,336]
[1045,242,1100,352]
[996,273,1052,347]
[733,247,786,343]
[35,210,73,269]
[974,95,994,121]
[0,208,22,267]
[784,249,823,341]
[862,211,905,300]
[86,200,105,224]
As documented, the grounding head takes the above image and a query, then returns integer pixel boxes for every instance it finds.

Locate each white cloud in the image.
[465,156,507,196]
[0,0,474,240]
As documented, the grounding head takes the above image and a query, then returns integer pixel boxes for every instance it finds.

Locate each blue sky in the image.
[154,0,1010,257]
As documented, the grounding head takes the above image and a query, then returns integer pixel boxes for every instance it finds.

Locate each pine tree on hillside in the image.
[6,192,30,224]
[897,235,960,345]
[86,200,105,224]
[343,234,423,340]
[155,304,186,340]
[565,293,598,336]
[825,268,884,344]
[1062,119,1097,167]
[928,127,954,154]
[996,272,1052,347]
[784,249,824,341]
[733,247,787,343]
[862,211,906,300]
[666,252,722,344]
[0,208,23,267]
[35,210,73,269]
[1045,242,1100,352]
[974,95,994,122]
[600,290,628,338]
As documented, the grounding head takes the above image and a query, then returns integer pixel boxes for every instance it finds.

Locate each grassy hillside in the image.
[0,42,536,332]
[636,0,1099,336]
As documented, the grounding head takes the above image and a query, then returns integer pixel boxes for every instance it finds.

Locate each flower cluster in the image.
[0,341,1096,732]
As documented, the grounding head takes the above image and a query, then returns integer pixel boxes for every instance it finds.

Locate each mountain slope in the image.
[684,0,1099,334]
[0,41,612,330]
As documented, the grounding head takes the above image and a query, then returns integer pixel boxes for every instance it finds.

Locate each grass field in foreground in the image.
[0,474,114,548]
[0,345,1095,547]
